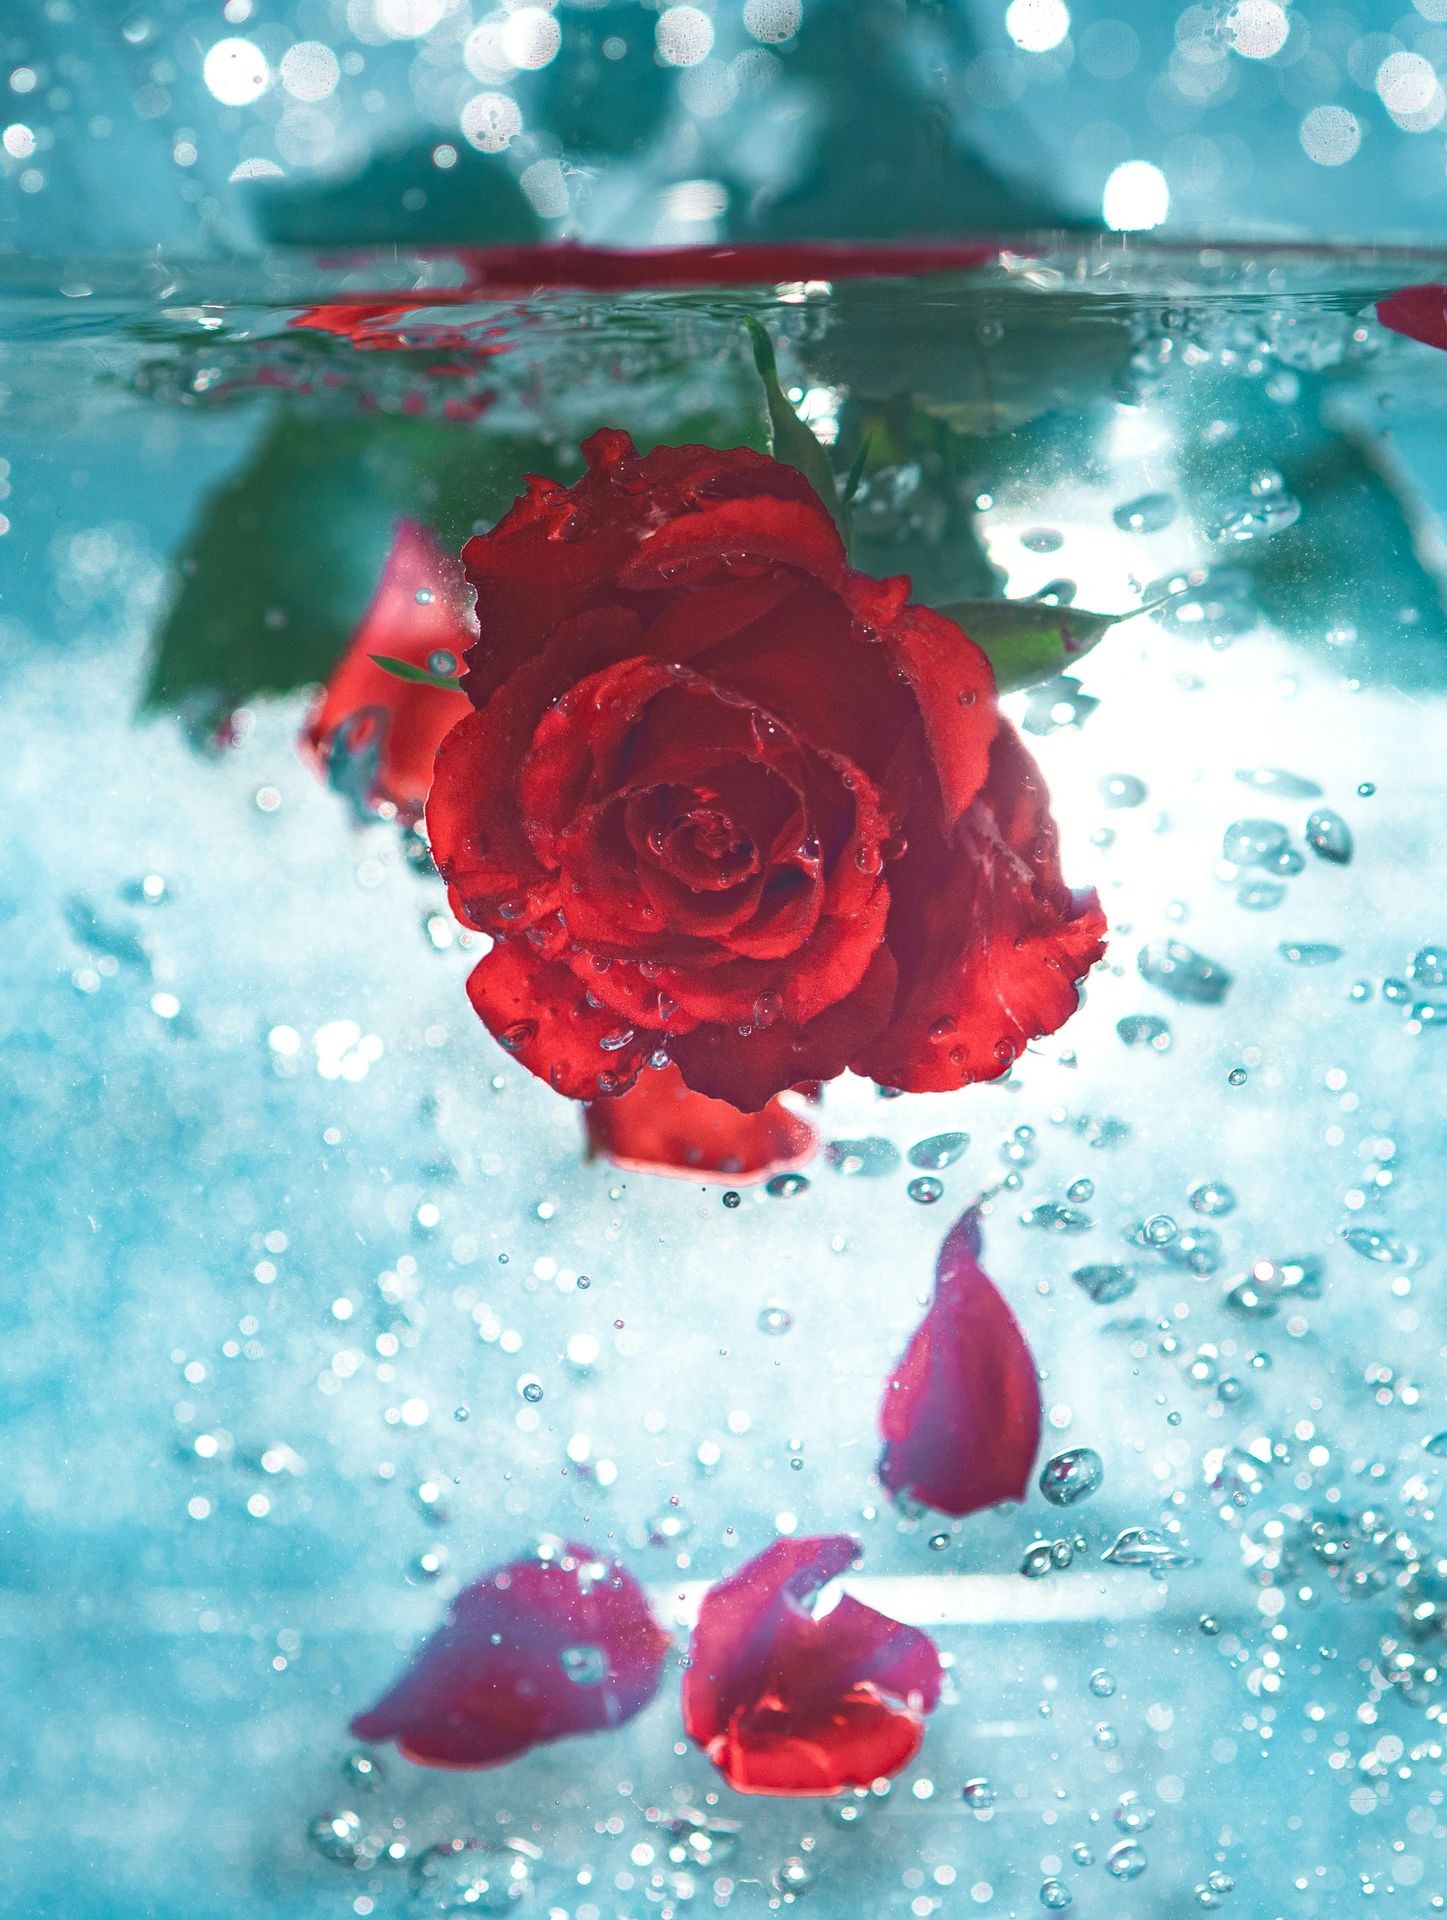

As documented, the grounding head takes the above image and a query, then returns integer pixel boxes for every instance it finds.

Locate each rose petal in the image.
[351,1541,670,1769]
[670,943,897,1113]
[620,496,845,594]
[682,1534,942,1796]
[583,1062,818,1184]
[852,726,1106,1092]
[460,434,835,707]
[879,1207,1042,1517]
[299,519,471,822]
[428,608,645,932]
[465,937,658,1099]
[847,581,998,829]
[1377,284,1447,352]
[699,581,918,809]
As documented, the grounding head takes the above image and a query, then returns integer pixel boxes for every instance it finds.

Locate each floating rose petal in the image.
[878,1207,1041,1517]
[299,519,472,823]
[682,1534,942,1795]
[289,292,506,360]
[1377,284,1447,353]
[583,1061,818,1183]
[351,1539,671,1769]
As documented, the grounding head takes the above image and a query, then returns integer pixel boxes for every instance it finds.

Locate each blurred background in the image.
[7,0,1447,259]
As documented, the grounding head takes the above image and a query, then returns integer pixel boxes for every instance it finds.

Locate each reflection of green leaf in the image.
[744,317,840,512]
[937,598,1131,693]
[145,410,556,730]
[369,654,461,688]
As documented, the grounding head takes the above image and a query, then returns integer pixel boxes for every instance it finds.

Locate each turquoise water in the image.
[2,245,1446,1918]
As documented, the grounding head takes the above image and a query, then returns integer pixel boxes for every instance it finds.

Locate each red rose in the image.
[350,1539,670,1769]
[300,519,471,823]
[682,1534,942,1795]
[427,430,1103,1110]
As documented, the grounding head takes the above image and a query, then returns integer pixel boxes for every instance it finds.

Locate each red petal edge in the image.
[878,1207,1042,1518]
[350,1540,671,1769]
[682,1535,942,1796]
[583,1062,818,1183]
[1377,285,1447,353]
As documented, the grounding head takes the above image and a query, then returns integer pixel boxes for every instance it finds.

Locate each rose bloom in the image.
[427,430,1104,1111]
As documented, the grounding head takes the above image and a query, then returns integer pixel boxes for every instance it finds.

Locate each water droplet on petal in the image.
[560,1644,608,1686]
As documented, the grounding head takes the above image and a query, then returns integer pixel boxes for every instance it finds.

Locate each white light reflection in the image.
[1005,0,1071,54]
[1103,160,1170,231]
[202,37,271,106]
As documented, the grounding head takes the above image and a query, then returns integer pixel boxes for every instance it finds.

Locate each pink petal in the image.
[350,1541,671,1769]
[878,1208,1041,1517]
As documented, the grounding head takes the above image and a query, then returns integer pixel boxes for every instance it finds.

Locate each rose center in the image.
[642,791,761,892]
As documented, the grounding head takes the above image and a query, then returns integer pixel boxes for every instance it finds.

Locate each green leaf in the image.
[936,598,1138,694]
[144,409,561,732]
[841,434,872,511]
[369,654,463,689]
[743,316,840,512]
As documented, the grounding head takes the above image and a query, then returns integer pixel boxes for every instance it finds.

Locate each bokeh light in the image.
[1102,159,1169,230]
[279,42,341,103]
[656,5,714,68]
[1298,104,1361,167]
[202,37,271,106]
[1005,0,1072,55]
[1222,0,1289,60]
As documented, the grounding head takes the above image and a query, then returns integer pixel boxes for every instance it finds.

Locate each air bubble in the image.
[1039,1446,1105,1506]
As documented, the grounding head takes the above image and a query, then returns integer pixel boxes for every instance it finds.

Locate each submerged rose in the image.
[427,430,1103,1109]
[350,1540,670,1768]
[300,519,471,822]
[878,1207,1041,1517]
[682,1534,942,1795]
[583,1061,818,1182]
